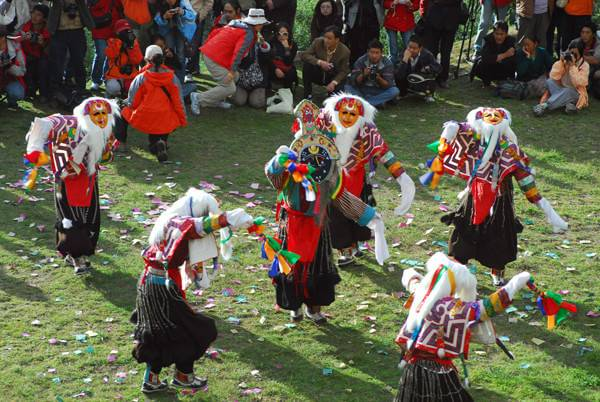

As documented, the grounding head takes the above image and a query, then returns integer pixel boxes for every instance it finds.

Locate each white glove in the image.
[401,268,423,293]
[225,208,254,230]
[276,145,293,156]
[62,218,73,229]
[536,198,568,233]
[502,271,531,300]
[394,172,416,216]
[366,213,389,265]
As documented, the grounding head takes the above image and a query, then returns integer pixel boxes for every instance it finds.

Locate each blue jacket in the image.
[154,0,197,42]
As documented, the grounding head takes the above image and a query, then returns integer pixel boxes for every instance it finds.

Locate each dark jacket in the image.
[301,37,350,84]
[420,0,462,31]
[350,53,396,87]
[396,47,441,79]
[310,0,343,40]
[258,0,296,27]
[515,46,553,81]
[48,0,95,34]
[481,34,516,66]
[270,39,298,70]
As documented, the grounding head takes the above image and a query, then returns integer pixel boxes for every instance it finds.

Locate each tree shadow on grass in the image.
[340,260,401,294]
[83,267,138,311]
[0,265,48,302]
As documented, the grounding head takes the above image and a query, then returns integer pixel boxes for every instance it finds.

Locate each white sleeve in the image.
[440,121,460,143]
[25,117,53,154]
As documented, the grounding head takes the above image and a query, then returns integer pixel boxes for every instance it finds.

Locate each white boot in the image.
[536,198,568,233]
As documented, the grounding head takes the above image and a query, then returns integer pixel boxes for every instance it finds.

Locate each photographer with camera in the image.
[345,39,399,108]
[47,0,95,98]
[534,39,589,116]
[104,19,143,97]
[20,4,51,101]
[0,24,26,109]
[394,35,441,102]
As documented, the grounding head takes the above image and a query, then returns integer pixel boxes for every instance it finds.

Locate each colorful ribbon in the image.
[22,151,50,190]
[261,235,300,278]
[419,140,448,190]
[527,278,577,330]
[278,151,316,202]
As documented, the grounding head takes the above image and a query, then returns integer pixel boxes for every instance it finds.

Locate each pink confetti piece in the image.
[204,303,216,309]
[558,290,570,296]
[107,353,117,363]
[48,338,58,345]
[22,332,30,337]
[242,388,262,395]
[214,175,223,179]
[243,192,255,199]
[586,311,600,318]
[37,224,46,232]
[222,288,235,297]
[246,202,257,208]
[439,204,450,212]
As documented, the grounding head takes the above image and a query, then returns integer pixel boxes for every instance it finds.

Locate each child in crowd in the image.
[21,4,51,101]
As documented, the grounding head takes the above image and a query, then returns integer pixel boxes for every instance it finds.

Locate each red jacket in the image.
[122,64,187,134]
[200,20,256,71]
[105,37,143,80]
[384,0,418,32]
[90,0,123,40]
[20,21,51,58]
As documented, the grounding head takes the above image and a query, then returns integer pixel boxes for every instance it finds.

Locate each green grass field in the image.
[0,78,599,402]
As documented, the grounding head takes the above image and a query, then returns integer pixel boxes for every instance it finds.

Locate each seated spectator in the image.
[514,35,553,97]
[154,0,197,81]
[269,21,297,89]
[190,8,267,113]
[20,3,50,100]
[0,25,26,109]
[89,0,121,91]
[580,22,600,99]
[232,38,270,108]
[394,35,441,102]
[259,0,296,41]
[470,21,516,86]
[212,0,243,31]
[301,25,349,99]
[534,39,589,116]
[121,45,187,162]
[310,0,342,41]
[104,19,143,97]
[383,0,418,66]
[345,38,399,107]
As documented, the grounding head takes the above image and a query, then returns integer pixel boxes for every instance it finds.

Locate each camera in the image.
[119,65,133,75]
[29,31,39,43]
[368,64,378,81]
[561,51,573,63]
[63,2,79,19]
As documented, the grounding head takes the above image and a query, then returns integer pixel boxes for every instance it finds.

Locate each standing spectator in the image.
[121,45,187,162]
[345,38,399,107]
[269,21,297,89]
[211,0,242,30]
[561,0,593,51]
[154,0,197,82]
[258,0,296,41]
[513,35,553,97]
[470,21,517,86]
[472,0,510,59]
[344,0,384,64]
[395,34,441,101]
[232,38,270,107]
[20,3,50,100]
[0,25,25,108]
[420,0,462,88]
[516,0,554,49]
[301,24,349,99]
[383,0,418,66]
[534,39,589,115]
[580,22,599,98]
[121,0,153,51]
[0,0,30,33]
[151,32,197,97]
[47,0,95,95]
[88,0,122,91]
[310,0,342,41]
[190,8,267,113]
[186,0,213,79]
[104,19,143,97]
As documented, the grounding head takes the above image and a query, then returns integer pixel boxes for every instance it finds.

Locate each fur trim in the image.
[322,92,376,126]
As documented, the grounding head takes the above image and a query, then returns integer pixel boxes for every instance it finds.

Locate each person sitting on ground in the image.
[232,33,270,108]
[190,8,267,114]
[534,39,589,116]
[301,24,349,99]
[309,0,342,41]
[513,35,553,98]
[470,21,517,86]
[394,34,441,102]
[0,25,26,109]
[269,21,297,89]
[120,45,187,162]
[20,4,51,101]
[580,22,600,99]
[345,38,399,108]
[104,19,143,97]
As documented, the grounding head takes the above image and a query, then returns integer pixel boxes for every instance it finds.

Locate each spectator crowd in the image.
[0,0,598,117]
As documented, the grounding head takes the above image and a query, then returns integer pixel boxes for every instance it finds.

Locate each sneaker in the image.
[533,102,548,117]
[424,95,435,103]
[304,306,327,324]
[141,380,168,393]
[184,74,194,83]
[337,248,355,266]
[90,83,101,91]
[290,308,303,322]
[564,102,577,114]
[190,92,201,116]
[217,101,232,110]
[64,255,76,267]
[73,257,89,275]
[171,375,208,389]
[491,273,506,287]
[83,257,92,270]
[155,140,168,163]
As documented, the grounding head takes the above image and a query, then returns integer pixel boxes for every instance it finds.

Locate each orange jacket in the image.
[121,0,151,25]
[104,38,143,80]
[564,0,593,16]
[122,64,187,134]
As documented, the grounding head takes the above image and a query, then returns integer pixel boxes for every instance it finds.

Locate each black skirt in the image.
[395,360,473,402]
[54,179,100,258]
[273,212,341,311]
[130,274,217,369]
[328,182,375,250]
[442,180,523,269]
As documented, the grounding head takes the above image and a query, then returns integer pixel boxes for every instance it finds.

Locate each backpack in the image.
[496,80,529,100]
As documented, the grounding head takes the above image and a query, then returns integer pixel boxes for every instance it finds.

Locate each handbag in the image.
[238,59,264,90]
